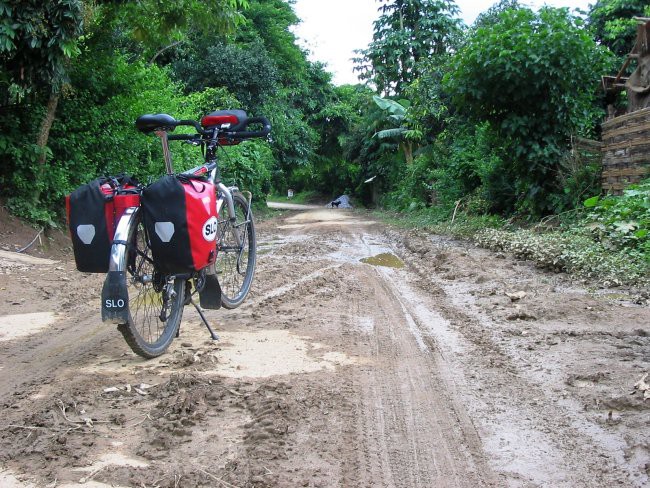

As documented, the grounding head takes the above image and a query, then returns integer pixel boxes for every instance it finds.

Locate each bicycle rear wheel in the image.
[117,214,185,358]
[216,192,256,309]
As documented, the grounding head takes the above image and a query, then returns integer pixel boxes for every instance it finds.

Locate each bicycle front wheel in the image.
[117,213,185,358]
[216,192,256,309]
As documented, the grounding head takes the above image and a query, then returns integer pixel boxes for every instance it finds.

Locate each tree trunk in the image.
[37,92,59,163]
[34,92,60,202]
[401,141,414,165]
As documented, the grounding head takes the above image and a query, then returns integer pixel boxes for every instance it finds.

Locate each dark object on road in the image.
[327,195,353,209]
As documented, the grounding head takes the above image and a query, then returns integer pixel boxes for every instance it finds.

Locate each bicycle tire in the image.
[117,213,185,358]
[216,192,256,309]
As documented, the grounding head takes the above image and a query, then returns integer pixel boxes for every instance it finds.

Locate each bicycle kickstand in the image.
[189,298,220,341]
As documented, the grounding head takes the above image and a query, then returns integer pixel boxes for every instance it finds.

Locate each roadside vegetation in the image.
[379,178,650,286]
[1,0,648,283]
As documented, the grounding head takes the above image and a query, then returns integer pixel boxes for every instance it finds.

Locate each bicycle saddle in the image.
[201,110,248,131]
[135,114,177,133]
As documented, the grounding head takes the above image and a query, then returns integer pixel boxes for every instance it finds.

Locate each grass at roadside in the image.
[373,207,649,287]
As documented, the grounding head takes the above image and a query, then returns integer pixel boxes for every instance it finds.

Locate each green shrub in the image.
[444,6,612,215]
[583,179,650,255]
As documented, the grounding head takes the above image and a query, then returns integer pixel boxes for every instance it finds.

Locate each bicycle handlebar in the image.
[222,117,272,140]
[136,113,271,141]
[168,133,199,141]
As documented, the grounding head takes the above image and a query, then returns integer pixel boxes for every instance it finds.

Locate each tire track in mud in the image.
[324,243,496,487]
[389,229,650,487]
[262,215,497,485]
[228,216,498,486]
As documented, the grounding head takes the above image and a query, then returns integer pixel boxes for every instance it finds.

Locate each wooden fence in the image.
[601,106,650,193]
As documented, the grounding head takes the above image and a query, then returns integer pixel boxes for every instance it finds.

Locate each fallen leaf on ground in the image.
[505,291,527,302]
[632,373,649,400]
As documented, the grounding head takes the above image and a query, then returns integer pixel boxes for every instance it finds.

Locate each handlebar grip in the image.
[175,119,207,135]
[168,133,199,141]
[225,116,272,140]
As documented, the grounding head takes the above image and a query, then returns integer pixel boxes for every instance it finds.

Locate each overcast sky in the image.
[292,0,594,85]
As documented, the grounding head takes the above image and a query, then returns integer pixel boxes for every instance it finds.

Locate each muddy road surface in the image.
[0,207,649,487]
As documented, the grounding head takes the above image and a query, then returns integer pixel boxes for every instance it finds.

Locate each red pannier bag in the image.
[66,176,140,273]
[141,174,217,274]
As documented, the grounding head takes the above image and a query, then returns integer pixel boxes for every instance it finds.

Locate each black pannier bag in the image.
[66,176,140,273]
[141,175,217,274]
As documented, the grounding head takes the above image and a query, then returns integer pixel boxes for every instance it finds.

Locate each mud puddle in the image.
[360,252,404,268]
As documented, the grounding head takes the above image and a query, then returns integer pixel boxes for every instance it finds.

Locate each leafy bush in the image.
[444,6,613,215]
[583,180,650,254]
[382,121,508,213]
[552,142,603,212]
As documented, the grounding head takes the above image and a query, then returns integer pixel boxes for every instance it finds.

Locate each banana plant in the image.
[372,95,422,165]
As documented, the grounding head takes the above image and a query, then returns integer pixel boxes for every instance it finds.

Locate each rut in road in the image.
[259,210,498,487]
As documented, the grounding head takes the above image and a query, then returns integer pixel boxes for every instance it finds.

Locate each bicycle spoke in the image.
[121,219,182,352]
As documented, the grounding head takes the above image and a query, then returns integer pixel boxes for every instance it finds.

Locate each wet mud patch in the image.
[0,312,59,341]
[256,263,366,324]
[388,226,650,485]
[263,234,339,260]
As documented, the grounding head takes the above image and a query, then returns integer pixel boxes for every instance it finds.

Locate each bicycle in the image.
[98,110,271,358]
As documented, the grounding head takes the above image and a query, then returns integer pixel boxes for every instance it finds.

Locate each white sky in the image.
[292,0,594,85]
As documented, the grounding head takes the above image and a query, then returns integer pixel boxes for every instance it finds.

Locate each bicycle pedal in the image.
[199,274,222,310]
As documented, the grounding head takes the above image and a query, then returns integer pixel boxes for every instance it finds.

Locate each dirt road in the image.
[0,207,648,487]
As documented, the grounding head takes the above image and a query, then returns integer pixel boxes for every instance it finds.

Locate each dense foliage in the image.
[1,0,649,272]
[587,0,650,58]
[0,0,321,223]
[584,180,650,255]
[445,7,611,214]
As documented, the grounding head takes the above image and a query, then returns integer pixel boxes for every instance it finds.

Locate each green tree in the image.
[237,0,307,83]
[355,0,462,96]
[0,0,83,100]
[0,0,84,190]
[373,96,421,165]
[95,0,249,62]
[588,0,650,58]
[174,39,279,112]
[444,6,612,214]
[472,0,520,28]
